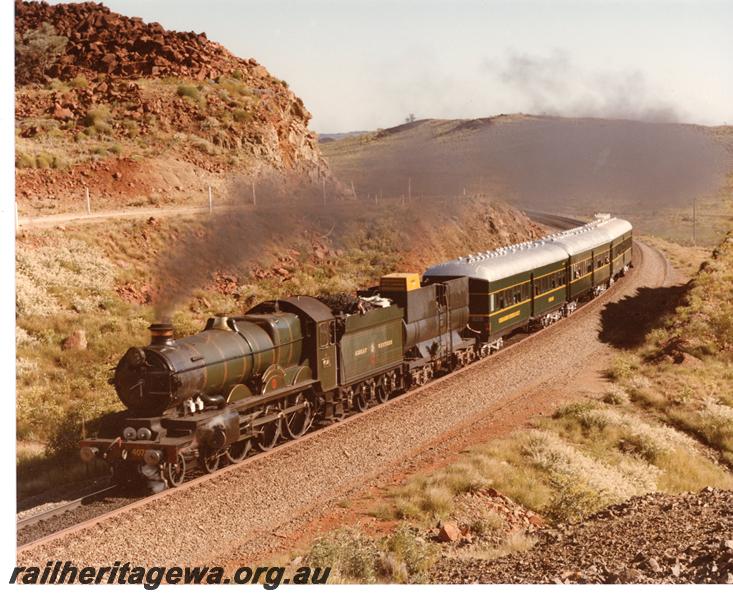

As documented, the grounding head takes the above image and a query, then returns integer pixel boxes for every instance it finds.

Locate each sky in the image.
[38,0,733,132]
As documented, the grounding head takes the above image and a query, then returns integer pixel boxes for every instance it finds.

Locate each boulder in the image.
[52,104,74,121]
[437,521,461,543]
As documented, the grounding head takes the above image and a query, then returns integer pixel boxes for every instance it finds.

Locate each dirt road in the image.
[17,239,672,567]
[16,203,238,230]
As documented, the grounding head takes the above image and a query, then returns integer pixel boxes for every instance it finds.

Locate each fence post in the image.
[208,185,213,214]
[85,187,91,214]
[350,180,356,200]
[252,180,257,206]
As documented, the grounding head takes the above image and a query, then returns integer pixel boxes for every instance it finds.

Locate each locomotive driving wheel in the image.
[199,448,220,474]
[255,404,282,451]
[225,439,251,463]
[165,455,186,487]
[284,393,313,439]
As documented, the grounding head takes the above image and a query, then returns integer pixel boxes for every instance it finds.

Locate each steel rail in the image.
[17,485,118,531]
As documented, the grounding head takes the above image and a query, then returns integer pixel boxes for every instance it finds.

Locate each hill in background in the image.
[323,116,733,245]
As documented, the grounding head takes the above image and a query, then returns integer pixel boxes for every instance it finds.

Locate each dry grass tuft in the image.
[304,524,435,583]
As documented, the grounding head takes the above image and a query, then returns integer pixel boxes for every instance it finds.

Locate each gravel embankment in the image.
[18,242,669,567]
[432,488,733,584]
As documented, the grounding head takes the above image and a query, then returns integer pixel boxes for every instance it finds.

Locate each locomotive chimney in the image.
[149,322,175,346]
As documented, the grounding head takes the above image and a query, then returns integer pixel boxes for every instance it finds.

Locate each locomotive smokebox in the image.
[149,322,175,346]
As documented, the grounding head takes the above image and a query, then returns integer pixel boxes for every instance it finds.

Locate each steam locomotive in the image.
[80,215,632,489]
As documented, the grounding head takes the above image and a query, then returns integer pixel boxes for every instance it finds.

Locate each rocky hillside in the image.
[15,1,326,214]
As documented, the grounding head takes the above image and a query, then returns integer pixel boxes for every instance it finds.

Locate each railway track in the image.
[16,212,633,552]
[17,486,118,531]
[15,486,143,547]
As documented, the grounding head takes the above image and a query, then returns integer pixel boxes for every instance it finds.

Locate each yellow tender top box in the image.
[380,272,421,292]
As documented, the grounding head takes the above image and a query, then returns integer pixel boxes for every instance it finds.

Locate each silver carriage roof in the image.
[423,214,632,283]
[546,214,632,255]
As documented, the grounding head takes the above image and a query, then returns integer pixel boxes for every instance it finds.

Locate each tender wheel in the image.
[375,380,389,404]
[165,455,186,487]
[199,448,220,474]
[284,393,313,439]
[225,439,251,464]
[255,405,282,451]
[353,385,369,412]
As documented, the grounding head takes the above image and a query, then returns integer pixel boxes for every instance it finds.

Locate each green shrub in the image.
[176,84,201,102]
[47,408,85,455]
[545,474,606,523]
[306,527,379,583]
[70,75,88,89]
[304,524,435,583]
[122,119,139,136]
[35,152,54,169]
[382,524,436,583]
[49,78,70,92]
[15,152,36,169]
[84,106,112,134]
[232,108,252,123]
